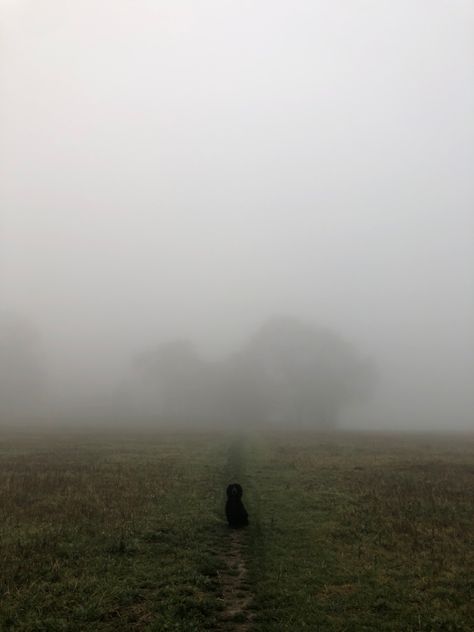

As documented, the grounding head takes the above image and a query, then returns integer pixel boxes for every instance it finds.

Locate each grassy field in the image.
[0,428,473,631]
[244,433,474,631]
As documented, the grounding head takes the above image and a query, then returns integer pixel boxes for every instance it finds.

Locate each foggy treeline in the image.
[0,313,45,420]
[132,318,374,427]
[0,312,374,429]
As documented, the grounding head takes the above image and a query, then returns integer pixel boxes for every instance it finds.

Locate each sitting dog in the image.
[225,483,248,528]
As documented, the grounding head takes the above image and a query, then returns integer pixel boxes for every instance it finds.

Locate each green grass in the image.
[0,428,473,631]
[0,429,230,631]
[243,432,474,631]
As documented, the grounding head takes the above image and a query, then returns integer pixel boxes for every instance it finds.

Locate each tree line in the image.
[0,314,375,427]
[133,318,375,428]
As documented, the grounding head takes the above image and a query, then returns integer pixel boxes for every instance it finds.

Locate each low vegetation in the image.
[244,432,474,631]
[0,428,472,631]
[0,430,229,631]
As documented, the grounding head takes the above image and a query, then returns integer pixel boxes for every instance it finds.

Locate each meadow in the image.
[0,427,472,631]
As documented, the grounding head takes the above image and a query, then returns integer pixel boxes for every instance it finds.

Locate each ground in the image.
[0,427,472,631]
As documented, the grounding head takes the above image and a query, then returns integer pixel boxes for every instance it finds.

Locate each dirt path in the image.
[216,528,255,631]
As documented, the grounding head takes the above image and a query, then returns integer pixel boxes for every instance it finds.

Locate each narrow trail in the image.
[216,437,255,631]
[217,529,254,631]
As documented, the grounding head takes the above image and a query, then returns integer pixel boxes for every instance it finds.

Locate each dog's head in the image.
[226,483,243,499]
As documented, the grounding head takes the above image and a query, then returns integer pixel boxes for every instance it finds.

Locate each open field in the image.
[0,428,473,631]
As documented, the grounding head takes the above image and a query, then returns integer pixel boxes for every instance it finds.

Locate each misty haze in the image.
[1,0,472,431]
[0,1,473,631]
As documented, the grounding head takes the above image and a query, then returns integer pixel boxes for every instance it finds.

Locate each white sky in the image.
[1,1,473,427]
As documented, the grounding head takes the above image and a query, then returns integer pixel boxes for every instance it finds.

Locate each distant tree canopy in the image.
[135,339,214,420]
[0,314,45,419]
[134,318,375,428]
[230,318,374,427]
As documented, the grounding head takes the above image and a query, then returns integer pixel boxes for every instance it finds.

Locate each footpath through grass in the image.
[0,428,473,631]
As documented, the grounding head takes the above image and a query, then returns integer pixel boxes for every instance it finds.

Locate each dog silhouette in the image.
[225,483,248,528]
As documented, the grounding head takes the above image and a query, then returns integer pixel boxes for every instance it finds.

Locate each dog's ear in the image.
[226,484,233,497]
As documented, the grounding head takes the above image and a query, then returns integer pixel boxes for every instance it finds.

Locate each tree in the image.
[0,314,45,419]
[134,339,213,421]
[131,318,375,428]
[231,317,375,428]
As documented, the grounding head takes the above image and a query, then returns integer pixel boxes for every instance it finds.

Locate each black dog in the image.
[225,483,248,528]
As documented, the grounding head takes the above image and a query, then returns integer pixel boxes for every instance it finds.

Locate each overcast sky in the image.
[1,1,473,428]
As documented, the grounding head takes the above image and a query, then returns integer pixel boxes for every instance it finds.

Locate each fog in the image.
[1,1,473,430]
